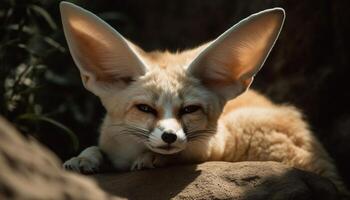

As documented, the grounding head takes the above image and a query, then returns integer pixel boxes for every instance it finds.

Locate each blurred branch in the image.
[17,113,79,152]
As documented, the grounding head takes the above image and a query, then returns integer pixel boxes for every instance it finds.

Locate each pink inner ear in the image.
[67,19,118,82]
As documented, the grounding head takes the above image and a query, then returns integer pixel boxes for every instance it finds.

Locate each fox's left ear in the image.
[60,2,146,98]
[188,8,285,101]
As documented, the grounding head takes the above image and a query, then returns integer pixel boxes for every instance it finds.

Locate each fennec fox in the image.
[60,2,346,193]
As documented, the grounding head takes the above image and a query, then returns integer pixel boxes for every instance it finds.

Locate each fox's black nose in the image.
[161,132,177,144]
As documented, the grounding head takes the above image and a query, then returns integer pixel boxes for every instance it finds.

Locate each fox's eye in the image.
[136,104,157,115]
[180,105,201,115]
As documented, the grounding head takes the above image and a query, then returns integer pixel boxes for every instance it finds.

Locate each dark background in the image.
[1,0,349,189]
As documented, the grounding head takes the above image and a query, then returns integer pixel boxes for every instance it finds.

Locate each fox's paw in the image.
[63,156,100,174]
[130,152,155,171]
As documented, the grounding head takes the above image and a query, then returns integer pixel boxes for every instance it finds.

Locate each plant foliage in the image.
[0,0,105,159]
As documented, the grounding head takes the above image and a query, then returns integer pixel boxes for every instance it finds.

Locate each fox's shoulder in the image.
[221,90,274,116]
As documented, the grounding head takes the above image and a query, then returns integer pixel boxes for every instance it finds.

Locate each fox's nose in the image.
[161,132,177,144]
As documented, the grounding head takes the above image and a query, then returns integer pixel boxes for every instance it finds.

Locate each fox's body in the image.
[99,50,340,186]
[59,2,347,194]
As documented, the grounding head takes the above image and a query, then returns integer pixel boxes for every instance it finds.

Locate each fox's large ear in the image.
[60,2,146,97]
[188,8,285,100]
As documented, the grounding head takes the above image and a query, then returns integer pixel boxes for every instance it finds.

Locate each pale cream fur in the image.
[60,2,347,194]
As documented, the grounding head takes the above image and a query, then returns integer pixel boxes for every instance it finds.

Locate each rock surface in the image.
[0,116,341,200]
[0,116,113,200]
[94,161,339,200]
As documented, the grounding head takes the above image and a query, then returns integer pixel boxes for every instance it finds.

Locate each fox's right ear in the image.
[188,8,285,101]
[60,2,146,97]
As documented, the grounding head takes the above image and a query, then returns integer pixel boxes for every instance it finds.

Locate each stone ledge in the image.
[94,161,339,200]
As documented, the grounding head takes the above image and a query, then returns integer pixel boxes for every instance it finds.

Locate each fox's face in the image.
[106,66,223,154]
[60,2,284,155]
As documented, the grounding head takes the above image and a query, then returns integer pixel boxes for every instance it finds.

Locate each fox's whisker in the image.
[148,135,160,143]
[186,129,216,135]
[110,129,149,141]
[186,130,215,138]
[187,134,212,142]
[188,136,212,142]
[109,123,150,134]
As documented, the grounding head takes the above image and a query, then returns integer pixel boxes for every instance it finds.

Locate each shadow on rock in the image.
[94,161,341,200]
[239,165,340,200]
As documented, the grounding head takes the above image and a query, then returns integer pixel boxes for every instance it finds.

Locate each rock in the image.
[0,116,340,200]
[94,161,339,200]
[0,116,113,200]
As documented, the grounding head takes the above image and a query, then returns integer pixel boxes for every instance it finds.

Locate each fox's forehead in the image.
[144,68,200,98]
[130,43,208,96]
[143,66,191,89]
[124,67,209,108]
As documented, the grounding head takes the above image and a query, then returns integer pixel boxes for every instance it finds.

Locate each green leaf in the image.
[17,113,79,152]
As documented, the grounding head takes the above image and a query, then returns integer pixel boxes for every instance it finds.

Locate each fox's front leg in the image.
[63,146,103,174]
[130,152,173,171]
[130,152,155,171]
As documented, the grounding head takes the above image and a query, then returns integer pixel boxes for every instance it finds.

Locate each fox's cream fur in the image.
[60,2,346,193]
